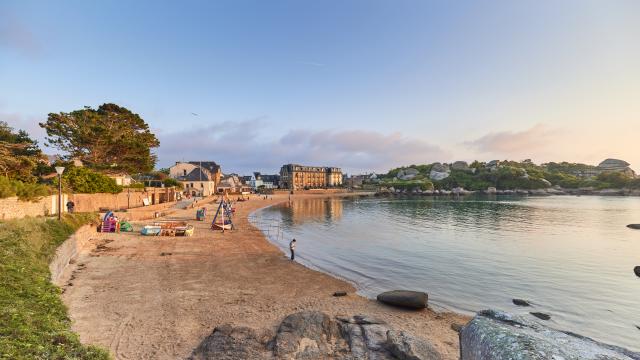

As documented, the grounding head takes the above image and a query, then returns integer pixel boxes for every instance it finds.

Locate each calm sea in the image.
[250,195,640,351]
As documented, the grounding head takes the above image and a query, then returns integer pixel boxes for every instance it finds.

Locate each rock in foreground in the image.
[460,309,640,360]
[190,311,441,359]
[377,290,428,309]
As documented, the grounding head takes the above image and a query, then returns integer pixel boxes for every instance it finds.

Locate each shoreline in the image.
[60,192,469,359]
[248,197,465,315]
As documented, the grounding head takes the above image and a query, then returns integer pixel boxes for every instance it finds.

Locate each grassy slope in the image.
[0,214,110,359]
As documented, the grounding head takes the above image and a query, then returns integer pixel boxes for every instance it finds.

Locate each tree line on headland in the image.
[377,160,640,192]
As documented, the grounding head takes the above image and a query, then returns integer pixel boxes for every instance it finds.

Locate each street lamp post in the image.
[55,166,65,220]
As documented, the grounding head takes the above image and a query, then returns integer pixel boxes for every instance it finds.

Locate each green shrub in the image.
[595,171,633,188]
[0,214,110,359]
[0,177,52,201]
[124,183,145,189]
[162,178,182,188]
[56,167,122,194]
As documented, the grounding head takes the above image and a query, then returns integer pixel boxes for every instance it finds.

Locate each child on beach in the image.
[289,239,296,260]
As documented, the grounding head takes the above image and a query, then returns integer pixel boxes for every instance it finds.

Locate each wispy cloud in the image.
[464,124,558,155]
[0,13,41,57]
[157,119,448,174]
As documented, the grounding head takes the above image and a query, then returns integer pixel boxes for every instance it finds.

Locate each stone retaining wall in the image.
[0,195,63,220]
[0,187,179,220]
[49,224,97,286]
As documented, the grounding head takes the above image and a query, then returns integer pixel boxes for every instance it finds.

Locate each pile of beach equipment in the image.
[99,211,133,233]
[141,220,194,237]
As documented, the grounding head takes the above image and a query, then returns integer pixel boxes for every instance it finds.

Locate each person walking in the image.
[289,239,296,260]
[66,200,75,213]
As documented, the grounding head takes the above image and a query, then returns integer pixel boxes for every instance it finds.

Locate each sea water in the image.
[250,195,640,351]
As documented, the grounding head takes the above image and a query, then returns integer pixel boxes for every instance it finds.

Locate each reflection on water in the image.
[280,198,343,226]
[250,195,640,351]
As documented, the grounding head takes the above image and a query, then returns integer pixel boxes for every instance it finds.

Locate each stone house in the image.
[169,161,222,196]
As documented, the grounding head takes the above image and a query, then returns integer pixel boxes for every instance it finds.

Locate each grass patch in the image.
[0,214,110,359]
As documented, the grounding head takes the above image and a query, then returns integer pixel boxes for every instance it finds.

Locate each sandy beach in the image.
[60,193,469,359]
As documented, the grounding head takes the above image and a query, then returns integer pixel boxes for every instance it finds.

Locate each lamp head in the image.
[55,166,65,175]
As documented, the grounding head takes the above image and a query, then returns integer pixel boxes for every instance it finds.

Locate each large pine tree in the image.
[40,103,160,173]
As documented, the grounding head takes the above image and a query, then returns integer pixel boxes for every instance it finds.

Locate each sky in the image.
[1,0,639,175]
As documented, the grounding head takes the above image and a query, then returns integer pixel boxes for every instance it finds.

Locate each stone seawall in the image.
[49,224,97,286]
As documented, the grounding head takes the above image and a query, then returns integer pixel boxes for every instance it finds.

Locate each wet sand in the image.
[61,193,469,359]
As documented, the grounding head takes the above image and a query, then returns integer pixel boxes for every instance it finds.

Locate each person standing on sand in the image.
[289,239,296,260]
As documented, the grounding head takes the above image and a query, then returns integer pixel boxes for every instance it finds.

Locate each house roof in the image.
[178,168,213,182]
[260,174,280,183]
[188,161,220,173]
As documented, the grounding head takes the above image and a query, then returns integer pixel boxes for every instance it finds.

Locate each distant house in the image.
[169,161,222,196]
[217,174,252,194]
[246,172,280,190]
[106,173,134,186]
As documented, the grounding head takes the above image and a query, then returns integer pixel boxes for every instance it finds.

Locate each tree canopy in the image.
[40,103,160,173]
[55,166,122,194]
[0,121,45,182]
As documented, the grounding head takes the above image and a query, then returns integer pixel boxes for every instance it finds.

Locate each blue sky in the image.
[1,0,639,174]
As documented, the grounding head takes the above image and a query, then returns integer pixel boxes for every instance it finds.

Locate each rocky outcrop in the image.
[429,163,450,181]
[377,290,428,309]
[451,161,471,172]
[397,168,420,180]
[598,158,636,177]
[460,310,640,360]
[190,311,441,359]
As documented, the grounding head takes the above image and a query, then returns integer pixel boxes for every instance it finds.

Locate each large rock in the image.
[273,311,342,358]
[398,168,420,180]
[386,330,442,360]
[377,290,428,309]
[189,324,274,360]
[598,158,636,177]
[460,310,640,360]
[190,311,441,359]
[451,161,471,172]
[429,163,450,181]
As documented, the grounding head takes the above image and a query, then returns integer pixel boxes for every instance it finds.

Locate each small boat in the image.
[141,225,162,236]
[212,220,232,230]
